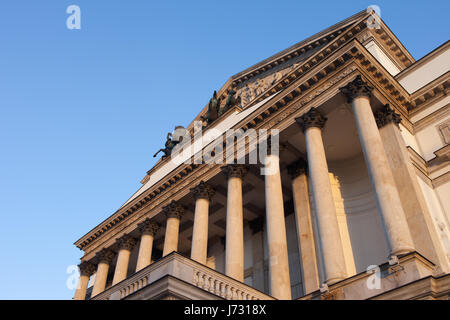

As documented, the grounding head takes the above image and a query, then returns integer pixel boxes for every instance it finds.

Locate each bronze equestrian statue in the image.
[220,87,241,116]
[201,90,221,126]
[153,126,187,159]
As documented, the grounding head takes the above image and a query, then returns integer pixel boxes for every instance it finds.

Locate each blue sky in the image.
[0,1,448,299]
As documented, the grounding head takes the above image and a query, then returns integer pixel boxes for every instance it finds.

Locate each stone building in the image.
[73,10,450,300]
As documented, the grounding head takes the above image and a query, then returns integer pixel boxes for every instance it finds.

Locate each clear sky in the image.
[0,0,448,299]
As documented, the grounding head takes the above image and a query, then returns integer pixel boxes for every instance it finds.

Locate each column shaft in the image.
[112,249,131,285]
[225,175,244,281]
[351,96,414,256]
[91,262,110,297]
[73,274,90,300]
[305,127,347,284]
[163,217,181,256]
[296,108,347,285]
[73,261,95,300]
[264,153,292,300]
[191,198,210,264]
[376,105,449,272]
[136,233,155,272]
[162,201,184,257]
[136,219,159,272]
[112,235,136,285]
[288,160,320,294]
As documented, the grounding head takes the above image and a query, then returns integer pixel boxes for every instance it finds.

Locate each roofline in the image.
[231,9,368,80]
[395,40,450,80]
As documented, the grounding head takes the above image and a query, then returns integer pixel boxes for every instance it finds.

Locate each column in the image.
[136,218,160,272]
[264,149,292,300]
[190,181,215,264]
[73,261,95,300]
[162,200,185,256]
[91,249,115,297]
[375,105,449,271]
[295,107,347,285]
[222,164,247,282]
[287,159,320,294]
[340,75,415,256]
[112,234,136,285]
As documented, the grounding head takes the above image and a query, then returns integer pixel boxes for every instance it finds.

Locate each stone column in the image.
[264,149,292,300]
[287,159,320,294]
[91,249,115,297]
[340,76,415,257]
[162,200,185,256]
[222,164,247,282]
[112,234,136,285]
[190,181,215,264]
[295,108,347,285]
[375,105,449,271]
[73,261,95,300]
[136,219,160,272]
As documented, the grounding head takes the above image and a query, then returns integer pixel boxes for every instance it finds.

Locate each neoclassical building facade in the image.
[73,10,450,300]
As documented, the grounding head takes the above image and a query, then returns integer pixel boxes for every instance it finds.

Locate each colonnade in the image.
[74,75,414,300]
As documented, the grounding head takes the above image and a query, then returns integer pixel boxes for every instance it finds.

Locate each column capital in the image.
[287,158,308,179]
[78,261,96,276]
[162,200,185,219]
[295,107,327,132]
[221,164,248,179]
[190,181,215,201]
[95,248,115,264]
[375,104,402,128]
[339,75,373,103]
[138,218,160,236]
[116,234,137,251]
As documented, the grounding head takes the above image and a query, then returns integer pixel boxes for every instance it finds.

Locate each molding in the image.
[395,41,450,81]
[433,170,450,189]
[413,103,450,133]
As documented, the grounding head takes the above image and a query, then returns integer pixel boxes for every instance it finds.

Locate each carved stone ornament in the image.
[78,261,96,276]
[116,234,137,251]
[162,200,185,219]
[190,181,215,201]
[374,104,402,128]
[287,158,308,179]
[138,218,160,236]
[221,164,248,179]
[339,75,374,103]
[295,107,327,132]
[96,248,115,264]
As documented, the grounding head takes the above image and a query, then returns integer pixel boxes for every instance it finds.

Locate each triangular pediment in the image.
[186,9,414,132]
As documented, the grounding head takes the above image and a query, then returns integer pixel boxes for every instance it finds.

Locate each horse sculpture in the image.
[153,126,187,159]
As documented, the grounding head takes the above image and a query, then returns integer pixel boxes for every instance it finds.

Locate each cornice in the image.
[75,26,430,254]
[396,41,449,81]
[407,72,450,115]
[230,10,369,84]
[413,103,450,133]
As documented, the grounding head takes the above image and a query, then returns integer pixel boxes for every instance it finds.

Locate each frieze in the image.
[268,65,357,128]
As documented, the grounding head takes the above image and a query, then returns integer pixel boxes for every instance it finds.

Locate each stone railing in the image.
[192,267,273,300]
[91,252,274,300]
